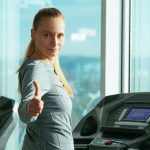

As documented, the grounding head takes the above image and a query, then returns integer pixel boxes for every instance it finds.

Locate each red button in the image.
[105,140,112,145]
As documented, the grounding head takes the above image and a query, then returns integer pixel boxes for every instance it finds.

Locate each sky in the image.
[19,0,101,57]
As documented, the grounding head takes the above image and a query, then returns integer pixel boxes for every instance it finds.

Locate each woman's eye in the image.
[44,34,50,37]
[57,34,64,39]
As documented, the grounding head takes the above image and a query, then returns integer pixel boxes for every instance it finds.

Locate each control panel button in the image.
[105,140,112,145]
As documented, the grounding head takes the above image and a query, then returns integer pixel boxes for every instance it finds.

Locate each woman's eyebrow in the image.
[41,31,64,35]
[41,31,52,33]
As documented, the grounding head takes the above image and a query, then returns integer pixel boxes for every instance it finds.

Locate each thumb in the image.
[33,80,41,99]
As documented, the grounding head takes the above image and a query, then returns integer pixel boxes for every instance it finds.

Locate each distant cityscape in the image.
[59,55,100,128]
[0,55,100,130]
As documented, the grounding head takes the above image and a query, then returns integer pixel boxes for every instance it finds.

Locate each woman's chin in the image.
[48,53,57,59]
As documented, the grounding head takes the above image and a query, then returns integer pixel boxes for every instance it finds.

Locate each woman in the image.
[18,7,74,150]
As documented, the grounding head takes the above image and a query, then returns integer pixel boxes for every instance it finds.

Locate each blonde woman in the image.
[18,8,74,150]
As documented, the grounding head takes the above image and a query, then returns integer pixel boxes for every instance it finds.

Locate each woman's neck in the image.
[31,52,54,64]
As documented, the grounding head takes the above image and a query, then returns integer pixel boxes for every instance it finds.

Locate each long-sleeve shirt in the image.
[18,58,74,150]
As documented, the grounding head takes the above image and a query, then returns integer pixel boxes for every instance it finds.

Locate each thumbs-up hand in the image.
[27,80,44,116]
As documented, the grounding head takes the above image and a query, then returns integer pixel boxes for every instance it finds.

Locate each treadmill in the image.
[0,96,17,150]
[73,92,150,150]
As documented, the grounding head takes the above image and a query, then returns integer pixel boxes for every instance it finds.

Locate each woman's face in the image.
[32,17,65,61]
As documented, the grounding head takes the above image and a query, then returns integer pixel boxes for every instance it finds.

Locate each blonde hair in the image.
[19,8,73,97]
[53,57,73,96]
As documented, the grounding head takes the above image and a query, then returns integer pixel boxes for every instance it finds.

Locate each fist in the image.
[27,80,44,116]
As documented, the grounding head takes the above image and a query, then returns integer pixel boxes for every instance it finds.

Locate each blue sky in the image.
[19,0,100,57]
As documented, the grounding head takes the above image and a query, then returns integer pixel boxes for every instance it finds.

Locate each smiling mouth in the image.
[47,49,57,56]
[48,48,57,51]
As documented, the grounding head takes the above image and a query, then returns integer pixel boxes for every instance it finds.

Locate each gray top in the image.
[18,58,74,150]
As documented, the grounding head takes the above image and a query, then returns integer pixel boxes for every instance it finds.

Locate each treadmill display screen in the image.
[122,108,150,122]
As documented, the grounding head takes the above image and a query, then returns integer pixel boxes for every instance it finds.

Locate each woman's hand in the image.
[27,80,44,116]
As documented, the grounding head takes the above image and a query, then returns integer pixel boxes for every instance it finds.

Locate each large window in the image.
[19,0,100,129]
[101,0,122,96]
[0,0,100,149]
[130,0,150,92]
[0,1,20,150]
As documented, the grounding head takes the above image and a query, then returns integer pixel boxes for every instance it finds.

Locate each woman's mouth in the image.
[48,48,56,51]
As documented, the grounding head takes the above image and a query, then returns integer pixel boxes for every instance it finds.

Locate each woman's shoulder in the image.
[19,58,54,75]
[24,58,43,66]
[19,59,41,72]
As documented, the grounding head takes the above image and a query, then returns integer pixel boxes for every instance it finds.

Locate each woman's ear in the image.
[31,29,35,41]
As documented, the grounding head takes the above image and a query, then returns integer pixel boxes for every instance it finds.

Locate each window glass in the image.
[130,0,150,92]
[0,1,20,149]
[20,0,101,129]
[1,0,100,149]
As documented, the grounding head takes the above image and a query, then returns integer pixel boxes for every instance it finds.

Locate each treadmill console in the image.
[115,107,150,128]
[73,93,150,150]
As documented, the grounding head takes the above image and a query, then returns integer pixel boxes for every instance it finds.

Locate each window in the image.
[19,0,100,129]
[0,1,20,149]
[0,0,100,149]
[130,0,150,92]
[101,0,122,96]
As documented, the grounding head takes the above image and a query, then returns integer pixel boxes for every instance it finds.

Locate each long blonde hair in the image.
[19,8,73,97]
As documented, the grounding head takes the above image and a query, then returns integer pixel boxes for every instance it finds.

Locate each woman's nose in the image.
[51,36,58,46]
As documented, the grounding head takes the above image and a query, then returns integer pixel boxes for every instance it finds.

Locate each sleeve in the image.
[18,63,51,124]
